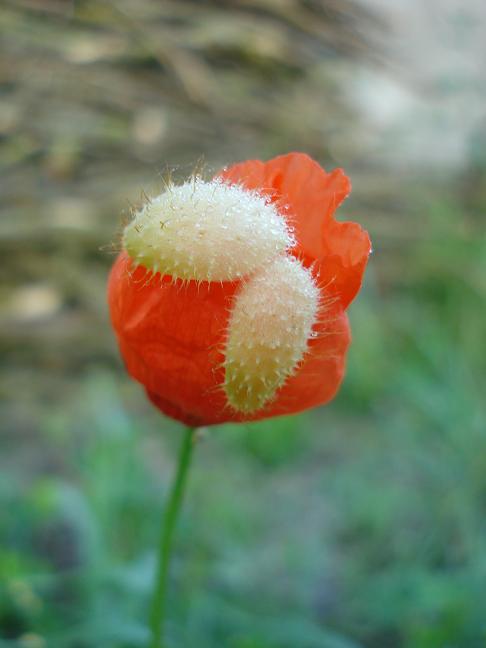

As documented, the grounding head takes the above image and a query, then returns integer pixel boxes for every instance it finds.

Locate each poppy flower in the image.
[108,152,371,426]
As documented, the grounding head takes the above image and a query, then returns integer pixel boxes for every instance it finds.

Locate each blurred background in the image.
[1,1,485,647]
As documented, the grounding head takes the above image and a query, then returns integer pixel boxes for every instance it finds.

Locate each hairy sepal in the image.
[123,178,292,282]
[224,255,320,413]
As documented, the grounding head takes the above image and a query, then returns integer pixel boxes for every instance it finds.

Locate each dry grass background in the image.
[0,0,386,398]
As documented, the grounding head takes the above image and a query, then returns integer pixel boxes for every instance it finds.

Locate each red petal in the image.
[219,152,371,309]
[108,251,349,425]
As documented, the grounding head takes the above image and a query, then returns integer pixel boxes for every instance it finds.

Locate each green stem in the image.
[149,426,197,648]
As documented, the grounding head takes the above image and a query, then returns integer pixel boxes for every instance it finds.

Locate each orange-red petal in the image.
[108,251,350,425]
[219,152,371,309]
